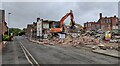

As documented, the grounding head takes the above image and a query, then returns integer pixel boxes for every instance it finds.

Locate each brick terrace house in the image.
[84,13,119,31]
[32,22,37,39]
[84,22,97,31]
[26,24,33,38]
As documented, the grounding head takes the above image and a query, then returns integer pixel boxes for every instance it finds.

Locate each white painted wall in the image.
[43,23,49,28]
[37,20,42,36]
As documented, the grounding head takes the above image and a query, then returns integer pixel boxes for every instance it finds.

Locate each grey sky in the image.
[1,0,120,2]
[1,2,118,29]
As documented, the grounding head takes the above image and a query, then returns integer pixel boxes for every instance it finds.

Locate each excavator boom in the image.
[60,10,74,27]
[50,10,75,33]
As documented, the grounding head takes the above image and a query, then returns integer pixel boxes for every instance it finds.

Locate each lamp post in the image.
[8,13,11,36]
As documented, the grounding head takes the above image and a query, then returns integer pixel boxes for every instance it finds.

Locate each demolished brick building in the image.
[84,13,119,31]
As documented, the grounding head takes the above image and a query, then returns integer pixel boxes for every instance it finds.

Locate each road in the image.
[2,36,119,64]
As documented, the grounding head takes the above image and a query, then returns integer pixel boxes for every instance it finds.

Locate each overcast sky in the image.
[0,1,119,29]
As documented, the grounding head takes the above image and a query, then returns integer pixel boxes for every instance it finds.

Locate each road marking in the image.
[20,42,40,66]
[20,45,33,64]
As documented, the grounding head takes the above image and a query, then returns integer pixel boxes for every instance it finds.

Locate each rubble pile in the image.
[33,32,119,51]
[41,34,101,47]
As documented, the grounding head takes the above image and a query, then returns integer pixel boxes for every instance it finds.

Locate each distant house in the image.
[84,13,119,31]
[26,24,33,38]
[98,13,119,31]
[84,22,97,31]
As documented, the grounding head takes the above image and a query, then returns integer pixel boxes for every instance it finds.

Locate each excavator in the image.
[50,10,75,33]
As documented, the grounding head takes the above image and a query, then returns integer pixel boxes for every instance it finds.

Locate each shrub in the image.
[3,34,10,41]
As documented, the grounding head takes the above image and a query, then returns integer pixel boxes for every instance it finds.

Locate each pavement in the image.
[0,41,7,66]
[0,41,7,50]
[92,49,120,58]
[82,44,120,59]
[2,39,29,64]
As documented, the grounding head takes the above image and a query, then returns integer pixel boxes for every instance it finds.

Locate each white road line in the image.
[20,42,40,66]
[20,45,33,64]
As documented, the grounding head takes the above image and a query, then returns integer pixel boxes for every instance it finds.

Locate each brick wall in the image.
[26,24,33,37]
[84,13,119,31]
[84,22,97,31]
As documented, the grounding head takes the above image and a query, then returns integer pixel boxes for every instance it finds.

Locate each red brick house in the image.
[98,13,119,31]
[26,24,33,38]
[84,13,119,31]
[84,22,97,31]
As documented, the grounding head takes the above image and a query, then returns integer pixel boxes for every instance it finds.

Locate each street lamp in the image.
[8,13,11,36]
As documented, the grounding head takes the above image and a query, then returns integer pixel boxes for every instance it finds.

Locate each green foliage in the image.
[18,30,25,36]
[3,34,10,41]
[9,28,22,36]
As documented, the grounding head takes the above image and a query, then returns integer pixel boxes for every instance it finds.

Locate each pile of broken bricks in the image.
[35,35,96,47]
[29,34,119,51]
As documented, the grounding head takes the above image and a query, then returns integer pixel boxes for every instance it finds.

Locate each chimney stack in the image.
[114,15,116,18]
[100,13,102,19]
[37,18,40,22]
[33,22,35,24]
[105,16,107,18]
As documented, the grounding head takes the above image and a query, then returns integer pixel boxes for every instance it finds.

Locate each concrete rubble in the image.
[32,33,119,52]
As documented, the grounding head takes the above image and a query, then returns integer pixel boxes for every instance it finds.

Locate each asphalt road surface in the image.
[2,36,120,64]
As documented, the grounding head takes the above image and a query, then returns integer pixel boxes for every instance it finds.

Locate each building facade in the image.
[26,24,33,38]
[84,22,97,31]
[84,13,119,31]
[0,10,7,35]
[36,18,60,39]
[0,10,7,41]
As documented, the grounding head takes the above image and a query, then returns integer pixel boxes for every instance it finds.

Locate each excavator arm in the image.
[50,10,75,33]
[60,10,74,28]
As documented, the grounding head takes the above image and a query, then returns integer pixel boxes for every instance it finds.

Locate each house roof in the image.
[42,20,60,23]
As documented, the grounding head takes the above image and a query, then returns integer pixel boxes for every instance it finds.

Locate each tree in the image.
[9,28,22,36]
[18,30,25,36]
